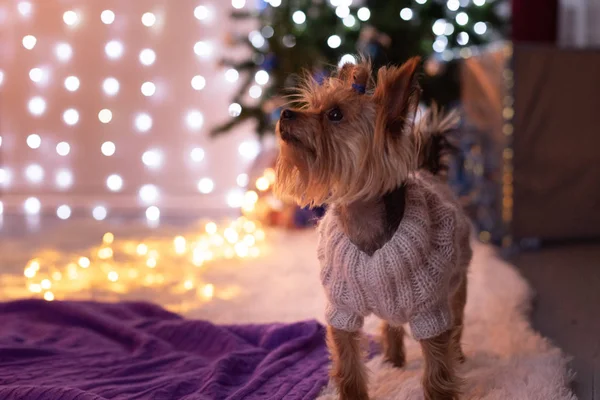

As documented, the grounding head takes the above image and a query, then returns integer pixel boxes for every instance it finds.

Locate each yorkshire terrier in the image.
[274,57,472,400]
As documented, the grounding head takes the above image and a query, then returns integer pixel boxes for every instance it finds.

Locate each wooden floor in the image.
[511,241,600,400]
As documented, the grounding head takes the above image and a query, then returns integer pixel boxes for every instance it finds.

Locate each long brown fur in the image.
[420,330,463,400]
[451,276,468,363]
[414,104,460,176]
[381,322,406,368]
[327,326,369,400]
[275,57,466,400]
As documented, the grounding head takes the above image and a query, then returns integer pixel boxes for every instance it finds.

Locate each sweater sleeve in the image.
[409,301,452,340]
[325,302,364,332]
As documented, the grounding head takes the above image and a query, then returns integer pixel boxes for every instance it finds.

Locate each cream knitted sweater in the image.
[317,172,472,340]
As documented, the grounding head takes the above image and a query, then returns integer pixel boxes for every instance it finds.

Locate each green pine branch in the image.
[212,0,509,139]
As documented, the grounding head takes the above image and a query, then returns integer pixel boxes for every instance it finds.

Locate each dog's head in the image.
[274,57,422,207]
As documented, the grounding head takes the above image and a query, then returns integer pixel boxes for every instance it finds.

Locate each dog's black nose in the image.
[281,109,295,120]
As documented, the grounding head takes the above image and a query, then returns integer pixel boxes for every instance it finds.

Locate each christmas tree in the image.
[213,0,509,138]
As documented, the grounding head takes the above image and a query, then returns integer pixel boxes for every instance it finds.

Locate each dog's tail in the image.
[413,104,459,176]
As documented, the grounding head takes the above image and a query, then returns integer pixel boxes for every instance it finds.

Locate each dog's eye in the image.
[327,107,343,122]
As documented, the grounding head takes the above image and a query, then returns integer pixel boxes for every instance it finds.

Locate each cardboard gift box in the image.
[512,44,600,242]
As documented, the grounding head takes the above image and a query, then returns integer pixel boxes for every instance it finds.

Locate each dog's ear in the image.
[373,57,421,135]
[337,63,355,84]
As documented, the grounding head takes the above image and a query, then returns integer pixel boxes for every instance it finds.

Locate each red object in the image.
[512,0,558,43]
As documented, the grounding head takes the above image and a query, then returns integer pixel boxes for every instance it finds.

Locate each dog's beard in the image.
[275,133,415,208]
[274,143,313,206]
[275,141,339,208]
[275,140,356,208]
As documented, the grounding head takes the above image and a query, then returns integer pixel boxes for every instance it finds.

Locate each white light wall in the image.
[0,0,260,219]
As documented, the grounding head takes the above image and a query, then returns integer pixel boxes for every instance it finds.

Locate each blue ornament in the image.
[447,116,503,244]
[313,205,327,219]
[261,53,277,72]
[313,70,329,86]
[293,207,314,228]
[270,107,282,123]
[364,43,381,59]
[256,0,268,11]
[293,205,327,227]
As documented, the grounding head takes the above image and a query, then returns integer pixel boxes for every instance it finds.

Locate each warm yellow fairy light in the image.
[224,247,235,259]
[107,271,119,282]
[29,283,42,293]
[192,248,204,266]
[205,222,217,235]
[19,215,266,305]
[224,228,239,244]
[479,231,491,243]
[250,247,260,258]
[78,256,90,268]
[126,269,138,279]
[242,190,259,212]
[24,268,36,278]
[245,190,258,204]
[234,242,248,258]
[255,229,265,241]
[209,234,224,246]
[242,203,255,213]
[67,263,78,279]
[243,234,256,247]
[136,243,148,256]
[24,260,40,277]
[98,247,113,259]
[243,221,256,233]
[264,168,276,183]
[200,284,214,299]
[103,232,115,244]
[174,236,186,254]
[256,177,269,191]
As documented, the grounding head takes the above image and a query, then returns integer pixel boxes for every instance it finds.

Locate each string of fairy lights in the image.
[0,0,267,221]
[22,216,266,309]
[501,43,514,248]
[19,167,276,304]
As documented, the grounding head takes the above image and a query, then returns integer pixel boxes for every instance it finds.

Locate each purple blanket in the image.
[0,300,330,400]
